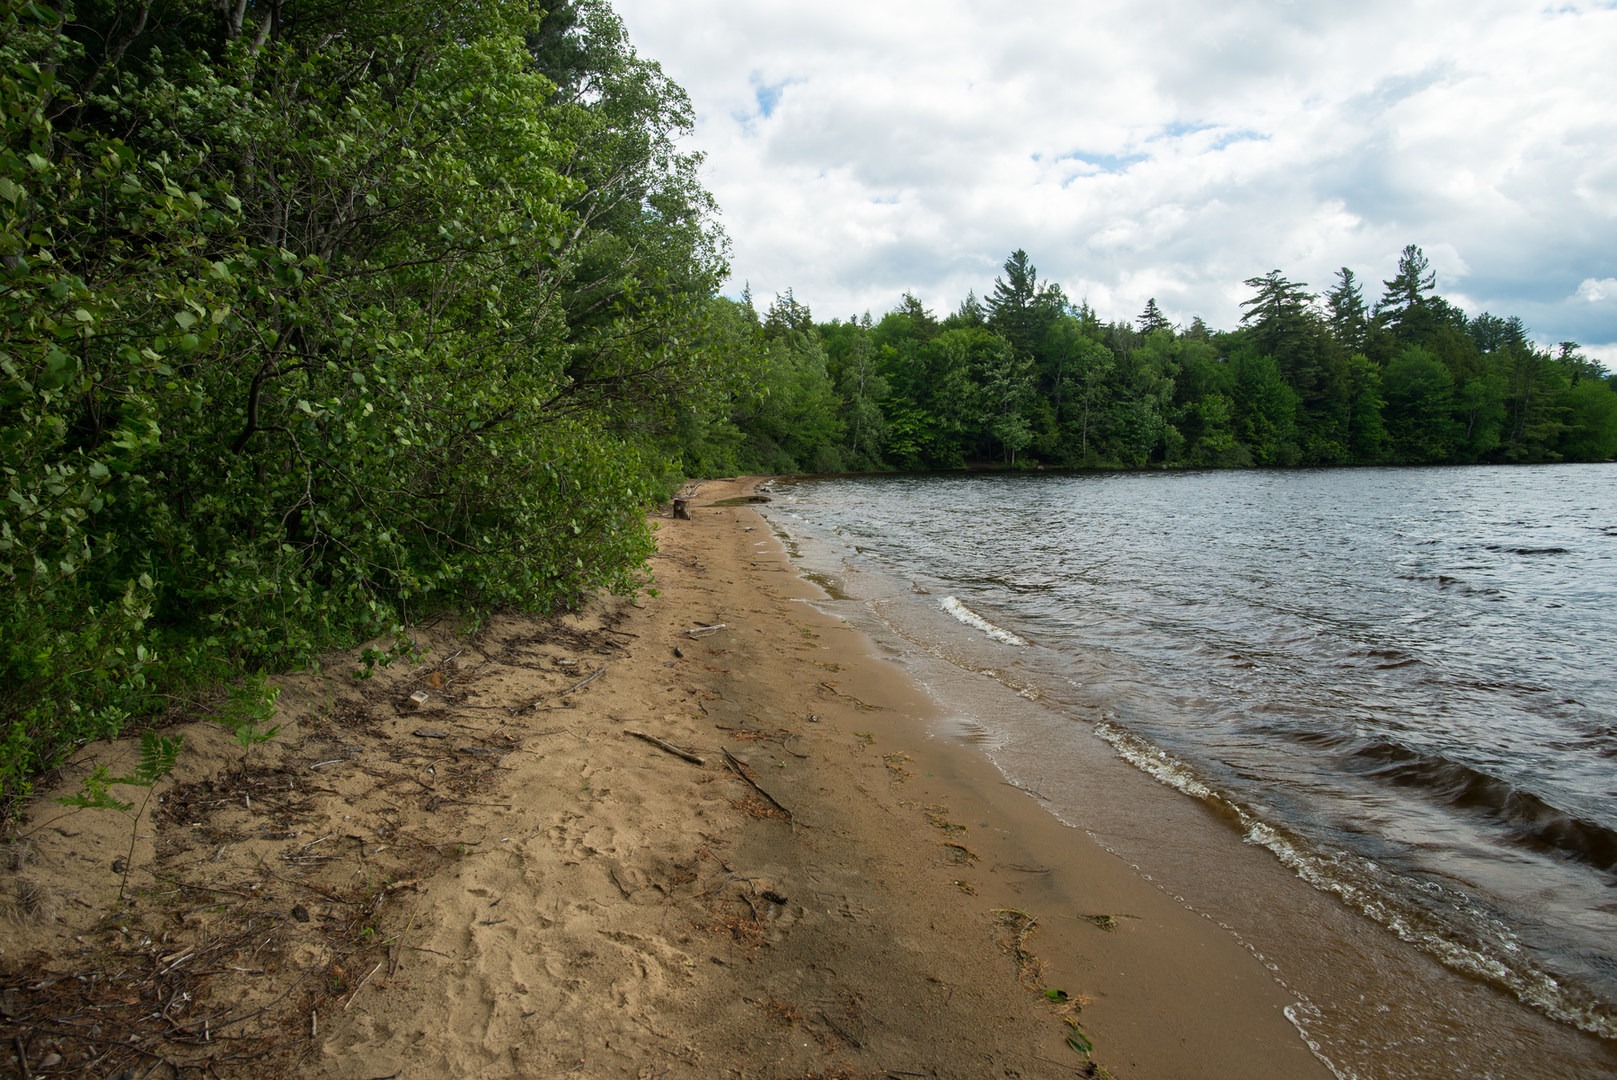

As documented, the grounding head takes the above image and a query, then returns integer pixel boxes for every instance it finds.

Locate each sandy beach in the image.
[2,477,1330,1078]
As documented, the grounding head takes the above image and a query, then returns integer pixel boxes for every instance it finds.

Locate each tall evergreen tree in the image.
[1240,270,1323,416]
[1377,244,1439,345]
[1137,298,1171,335]
[950,290,988,328]
[986,250,1040,346]
[1240,272,1317,354]
[1326,268,1370,354]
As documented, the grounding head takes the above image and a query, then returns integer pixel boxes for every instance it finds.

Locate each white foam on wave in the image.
[939,596,1028,646]
[1097,719,1617,1039]
[1095,719,1215,801]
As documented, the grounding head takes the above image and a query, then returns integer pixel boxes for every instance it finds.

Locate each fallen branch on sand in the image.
[685,623,727,638]
[562,667,605,695]
[722,749,793,821]
[625,730,705,765]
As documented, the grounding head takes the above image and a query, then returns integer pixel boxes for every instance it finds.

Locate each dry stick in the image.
[343,961,383,1010]
[685,623,727,638]
[389,911,419,978]
[721,749,793,821]
[818,1010,863,1049]
[561,667,604,695]
[625,730,705,766]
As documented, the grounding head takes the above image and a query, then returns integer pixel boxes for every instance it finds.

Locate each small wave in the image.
[1346,741,1617,872]
[1095,720,1218,803]
[1357,647,1421,670]
[1247,820,1617,1037]
[1484,544,1570,556]
[939,596,1028,646]
[1098,719,1617,1038]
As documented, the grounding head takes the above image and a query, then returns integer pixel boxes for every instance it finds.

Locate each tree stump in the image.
[672,498,690,520]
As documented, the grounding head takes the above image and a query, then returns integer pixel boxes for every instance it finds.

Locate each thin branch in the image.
[624,730,704,766]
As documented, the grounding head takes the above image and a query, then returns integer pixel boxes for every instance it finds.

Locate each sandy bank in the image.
[2,477,1327,1078]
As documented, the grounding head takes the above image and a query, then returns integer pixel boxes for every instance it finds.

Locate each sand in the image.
[1,477,1330,1078]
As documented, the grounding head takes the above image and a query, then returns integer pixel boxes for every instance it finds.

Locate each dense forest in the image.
[0,0,742,808]
[3,0,1613,812]
[679,248,1617,477]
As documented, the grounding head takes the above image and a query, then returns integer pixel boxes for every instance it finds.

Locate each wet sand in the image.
[3,477,1329,1078]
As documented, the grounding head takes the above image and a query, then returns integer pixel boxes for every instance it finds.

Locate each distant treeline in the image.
[678,248,1617,475]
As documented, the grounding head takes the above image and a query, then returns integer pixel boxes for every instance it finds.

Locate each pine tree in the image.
[1326,268,1369,354]
[1137,298,1170,335]
[1376,244,1438,344]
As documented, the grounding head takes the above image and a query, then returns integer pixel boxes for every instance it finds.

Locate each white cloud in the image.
[613,0,1617,347]
[1576,278,1617,304]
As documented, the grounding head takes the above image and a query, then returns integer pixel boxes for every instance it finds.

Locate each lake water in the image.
[759,465,1617,1080]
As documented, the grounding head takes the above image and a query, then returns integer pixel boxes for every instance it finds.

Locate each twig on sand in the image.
[561,667,605,695]
[818,681,883,711]
[818,1009,863,1049]
[343,961,382,1010]
[722,749,793,821]
[685,623,727,638]
[625,729,705,766]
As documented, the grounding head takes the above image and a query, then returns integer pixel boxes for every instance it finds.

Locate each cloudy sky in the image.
[610,0,1617,363]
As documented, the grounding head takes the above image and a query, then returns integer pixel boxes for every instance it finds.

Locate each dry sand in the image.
[1,477,1329,1078]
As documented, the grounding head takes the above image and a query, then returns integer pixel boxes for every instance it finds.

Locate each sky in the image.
[609,0,1617,364]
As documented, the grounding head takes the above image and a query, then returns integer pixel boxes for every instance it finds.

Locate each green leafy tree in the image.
[949,290,987,329]
[826,317,888,468]
[1559,378,1617,461]
[1345,353,1389,462]
[923,327,998,462]
[1497,343,1571,461]
[1067,337,1116,464]
[733,294,844,471]
[1181,393,1247,467]
[1229,346,1300,465]
[1382,346,1459,462]
[977,334,1036,464]
[0,0,735,815]
[1106,330,1180,465]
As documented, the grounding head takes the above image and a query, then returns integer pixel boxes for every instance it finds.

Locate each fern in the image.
[134,731,183,785]
[208,675,281,762]
[57,765,134,812]
[56,730,184,902]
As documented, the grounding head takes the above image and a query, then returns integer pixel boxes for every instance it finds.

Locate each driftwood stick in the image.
[685,623,727,638]
[722,749,793,820]
[561,667,605,696]
[343,960,382,1010]
[625,730,705,766]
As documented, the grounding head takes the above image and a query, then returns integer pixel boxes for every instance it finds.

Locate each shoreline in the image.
[4,476,1327,1077]
[753,472,1617,1079]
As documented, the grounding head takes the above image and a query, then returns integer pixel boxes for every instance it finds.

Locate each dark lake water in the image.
[760,464,1617,1079]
